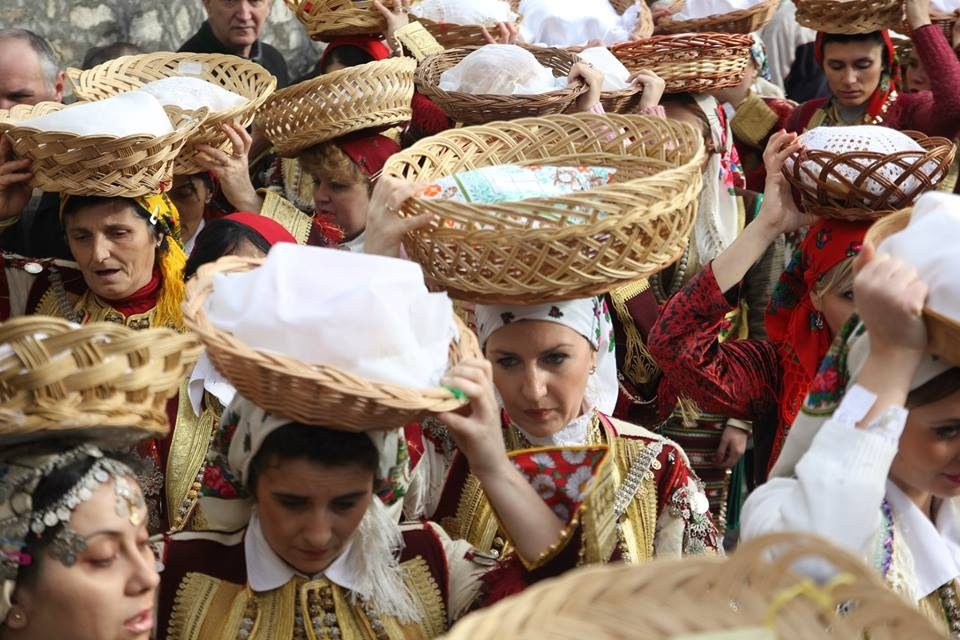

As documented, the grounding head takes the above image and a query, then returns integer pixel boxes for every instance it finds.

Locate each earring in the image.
[589,365,598,375]
[7,606,27,628]
[814,312,825,330]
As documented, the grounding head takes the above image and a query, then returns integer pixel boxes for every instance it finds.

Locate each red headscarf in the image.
[814,30,901,123]
[764,218,868,467]
[224,212,297,246]
[318,36,391,71]
[337,133,402,178]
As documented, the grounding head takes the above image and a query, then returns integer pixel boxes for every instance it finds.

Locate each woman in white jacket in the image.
[741,193,960,636]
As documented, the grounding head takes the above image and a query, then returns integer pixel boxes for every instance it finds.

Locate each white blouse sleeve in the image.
[741,385,907,558]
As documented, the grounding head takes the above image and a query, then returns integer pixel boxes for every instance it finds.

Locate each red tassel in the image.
[478,555,529,606]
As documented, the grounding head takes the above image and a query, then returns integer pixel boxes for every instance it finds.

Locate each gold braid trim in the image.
[395,22,444,60]
[610,435,658,563]
[401,556,447,637]
[259,189,313,245]
[168,572,244,640]
[166,381,219,531]
[730,93,780,147]
[609,279,659,385]
[447,473,500,555]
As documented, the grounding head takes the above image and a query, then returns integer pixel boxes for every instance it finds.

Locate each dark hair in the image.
[320,45,376,74]
[819,31,890,66]
[0,28,60,89]
[80,42,145,70]
[247,423,378,494]
[906,367,960,409]
[661,92,711,143]
[61,195,160,236]
[182,218,272,279]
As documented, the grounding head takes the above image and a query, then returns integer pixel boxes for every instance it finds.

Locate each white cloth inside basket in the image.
[409,0,518,26]
[785,125,935,198]
[931,0,960,13]
[577,47,632,90]
[673,0,765,20]
[18,91,173,137]
[423,164,618,205]
[877,191,960,323]
[139,76,248,113]
[517,0,639,46]
[438,44,566,94]
[204,244,457,389]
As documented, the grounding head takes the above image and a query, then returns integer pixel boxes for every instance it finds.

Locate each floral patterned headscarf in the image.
[475,297,619,415]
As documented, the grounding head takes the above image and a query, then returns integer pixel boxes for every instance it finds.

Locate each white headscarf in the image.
[474,296,619,416]
[222,396,418,622]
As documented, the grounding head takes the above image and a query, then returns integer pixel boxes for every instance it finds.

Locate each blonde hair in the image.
[297,141,368,188]
[814,255,856,297]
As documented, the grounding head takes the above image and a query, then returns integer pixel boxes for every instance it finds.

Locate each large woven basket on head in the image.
[416,13,521,49]
[381,113,704,304]
[611,33,752,93]
[256,57,416,157]
[181,255,481,429]
[441,532,945,639]
[415,45,586,125]
[0,316,201,446]
[866,208,960,367]
[902,9,960,38]
[657,0,778,33]
[795,0,904,33]
[4,106,204,197]
[66,52,277,175]
[0,101,63,134]
[781,131,956,221]
[284,0,384,40]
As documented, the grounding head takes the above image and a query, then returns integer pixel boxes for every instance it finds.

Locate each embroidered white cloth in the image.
[576,46,632,90]
[139,76,248,112]
[204,243,456,389]
[438,44,566,95]
[674,0,765,20]
[409,0,518,26]
[18,91,173,137]
[877,191,960,324]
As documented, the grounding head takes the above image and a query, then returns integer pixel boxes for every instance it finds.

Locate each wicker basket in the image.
[611,33,752,94]
[795,0,904,33]
[441,532,945,639]
[657,0,778,33]
[865,209,960,367]
[257,57,416,157]
[66,52,277,175]
[781,131,956,220]
[415,45,586,125]
[416,15,524,49]
[0,101,64,134]
[284,0,384,41]
[902,10,960,38]
[5,106,204,197]
[382,114,704,304]
[0,316,201,446]
[181,255,481,429]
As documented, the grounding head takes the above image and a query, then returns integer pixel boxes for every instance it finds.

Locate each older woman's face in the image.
[821,40,884,108]
[10,478,157,640]
[64,202,157,302]
[485,320,597,438]
[254,458,373,575]
[891,390,960,502]
[310,172,370,240]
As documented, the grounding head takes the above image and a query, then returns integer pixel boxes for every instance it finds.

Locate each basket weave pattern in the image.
[66,52,277,175]
[257,57,416,157]
[0,102,64,134]
[182,256,482,429]
[415,46,587,125]
[611,33,752,94]
[284,0,385,40]
[781,131,956,220]
[795,0,904,33]
[441,533,945,639]
[657,0,778,33]
[0,316,200,442]
[5,107,203,197]
[382,114,704,304]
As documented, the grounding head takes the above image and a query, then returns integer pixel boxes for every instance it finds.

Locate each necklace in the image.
[506,411,604,451]
[650,245,690,304]
[938,581,960,638]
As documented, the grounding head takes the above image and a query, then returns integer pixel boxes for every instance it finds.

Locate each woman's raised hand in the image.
[905,0,933,30]
[362,175,432,258]
[0,137,32,220]
[756,130,816,236]
[194,122,261,212]
[373,0,411,41]
[481,22,520,45]
[629,68,666,110]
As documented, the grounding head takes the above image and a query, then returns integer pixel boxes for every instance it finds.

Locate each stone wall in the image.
[0,0,321,85]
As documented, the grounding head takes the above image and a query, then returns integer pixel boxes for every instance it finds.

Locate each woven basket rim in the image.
[657,0,777,32]
[181,255,478,427]
[257,56,417,156]
[794,0,904,32]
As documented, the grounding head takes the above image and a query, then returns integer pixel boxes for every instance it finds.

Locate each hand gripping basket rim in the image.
[181,255,481,430]
[780,130,957,221]
[416,16,521,49]
[414,45,588,126]
[256,57,417,157]
[439,532,946,640]
[610,33,753,94]
[4,105,206,197]
[865,208,960,367]
[283,0,385,41]
[381,113,706,304]
[794,0,905,33]
[65,52,278,175]
[0,316,201,447]
[657,0,779,34]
